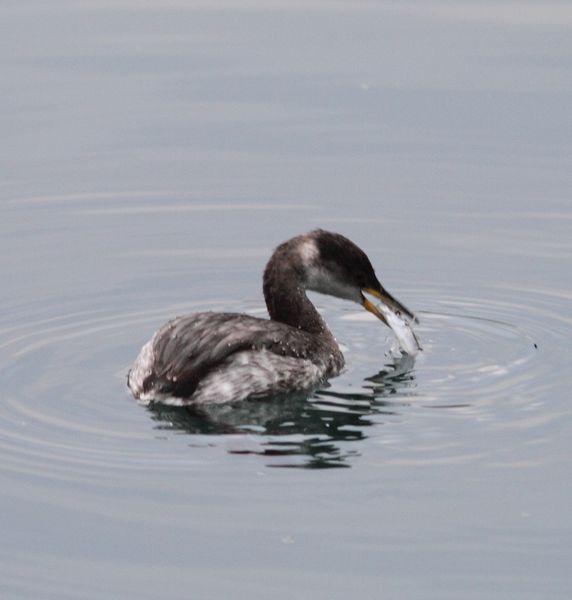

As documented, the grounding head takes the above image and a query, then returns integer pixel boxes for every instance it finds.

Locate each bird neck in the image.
[263,260,331,338]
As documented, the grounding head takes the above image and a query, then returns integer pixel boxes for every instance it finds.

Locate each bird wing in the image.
[141,312,324,398]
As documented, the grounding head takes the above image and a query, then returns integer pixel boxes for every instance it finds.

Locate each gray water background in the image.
[1,2,571,598]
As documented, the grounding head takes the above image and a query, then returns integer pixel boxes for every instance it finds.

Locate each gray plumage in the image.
[129,312,343,403]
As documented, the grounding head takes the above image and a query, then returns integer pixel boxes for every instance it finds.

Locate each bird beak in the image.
[362,295,388,325]
[361,287,417,324]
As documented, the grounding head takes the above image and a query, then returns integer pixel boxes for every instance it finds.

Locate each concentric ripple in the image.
[0,299,225,485]
[0,281,568,474]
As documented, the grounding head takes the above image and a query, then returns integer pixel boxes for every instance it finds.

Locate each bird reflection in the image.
[147,353,416,468]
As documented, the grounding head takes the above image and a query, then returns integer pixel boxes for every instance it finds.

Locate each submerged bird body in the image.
[128,230,418,405]
[128,312,343,405]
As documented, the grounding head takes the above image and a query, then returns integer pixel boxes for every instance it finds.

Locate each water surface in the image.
[2,2,571,598]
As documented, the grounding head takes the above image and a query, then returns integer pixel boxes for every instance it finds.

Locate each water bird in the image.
[128,229,419,405]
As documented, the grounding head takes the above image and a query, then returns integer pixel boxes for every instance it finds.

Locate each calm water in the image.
[2,2,572,598]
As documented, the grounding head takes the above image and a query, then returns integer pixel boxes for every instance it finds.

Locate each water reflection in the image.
[147,354,416,468]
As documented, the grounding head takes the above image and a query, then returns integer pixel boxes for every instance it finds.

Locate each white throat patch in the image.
[305,265,362,302]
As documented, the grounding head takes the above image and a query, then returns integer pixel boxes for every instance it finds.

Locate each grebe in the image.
[128,230,419,405]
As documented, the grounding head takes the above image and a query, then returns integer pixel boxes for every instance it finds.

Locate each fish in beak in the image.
[362,287,421,355]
